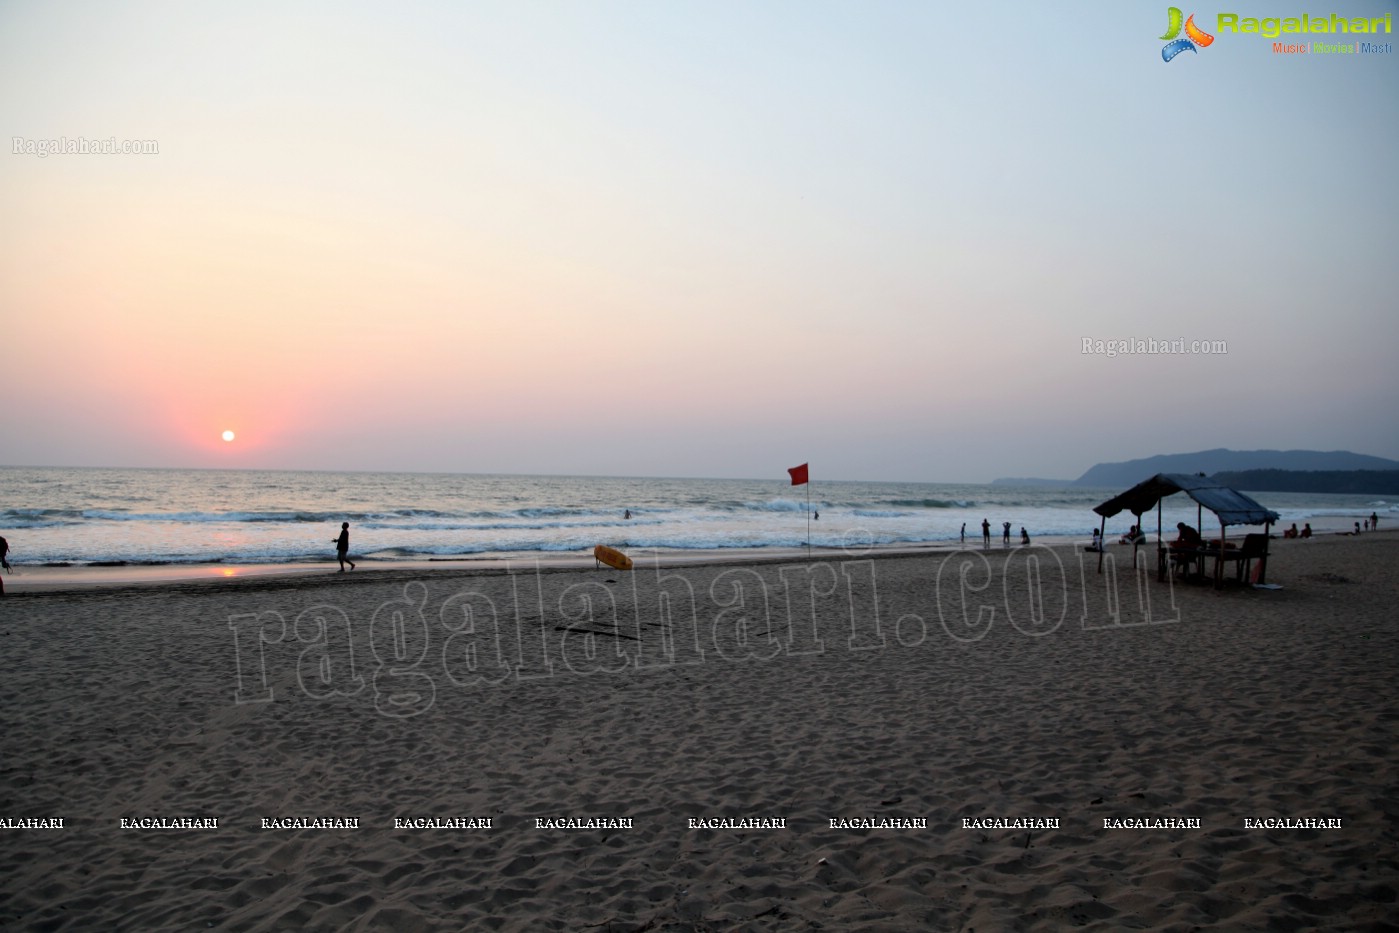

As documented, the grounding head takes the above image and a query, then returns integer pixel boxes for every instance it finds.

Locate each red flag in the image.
[788,463,809,486]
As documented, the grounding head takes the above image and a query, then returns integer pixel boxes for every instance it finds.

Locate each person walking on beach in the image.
[332,522,356,572]
[960,522,966,545]
[1372,511,1380,531]
[981,519,991,548]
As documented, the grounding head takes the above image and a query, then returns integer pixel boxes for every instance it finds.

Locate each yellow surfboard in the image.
[593,544,633,571]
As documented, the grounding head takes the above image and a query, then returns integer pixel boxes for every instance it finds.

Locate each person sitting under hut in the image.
[1169,522,1205,576]
[1119,524,1146,545]
[1171,522,1203,550]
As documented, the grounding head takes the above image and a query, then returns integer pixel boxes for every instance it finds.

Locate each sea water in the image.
[0,466,1390,567]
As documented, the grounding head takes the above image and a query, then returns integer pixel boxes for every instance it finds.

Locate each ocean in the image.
[0,466,1391,567]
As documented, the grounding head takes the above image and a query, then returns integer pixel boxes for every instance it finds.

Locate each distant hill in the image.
[990,477,1075,487]
[1210,469,1399,495]
[1073,449,1399,488]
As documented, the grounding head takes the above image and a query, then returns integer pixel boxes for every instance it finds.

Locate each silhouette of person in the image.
[332,522,356,571]
[0,534,9,572]
[1301,523,1312,539]
[960,522,966,545]
[1002,521,1011,545]
[1371,511,1380,531]
[981,519,991,548]
[1020,526,1030,545]
[814,510,819,520]
[624,509,631,520]
[1168,522,1204,576]
[1171,522,1202,550]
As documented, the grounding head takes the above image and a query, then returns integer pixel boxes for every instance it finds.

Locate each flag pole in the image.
[787,462,811,551]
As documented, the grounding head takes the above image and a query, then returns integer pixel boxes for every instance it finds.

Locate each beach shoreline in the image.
[0,523,1385,593]
[3,465,1388,576]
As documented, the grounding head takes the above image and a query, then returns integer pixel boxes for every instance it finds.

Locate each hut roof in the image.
[1092,473,1280,526]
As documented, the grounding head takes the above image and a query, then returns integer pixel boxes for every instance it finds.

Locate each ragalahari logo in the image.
[1161,7,1215,60]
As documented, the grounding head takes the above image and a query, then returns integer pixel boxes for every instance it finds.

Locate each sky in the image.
[2,0,1396,483]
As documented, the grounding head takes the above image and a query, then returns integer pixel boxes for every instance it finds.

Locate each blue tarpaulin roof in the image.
[1093,473,1280,527]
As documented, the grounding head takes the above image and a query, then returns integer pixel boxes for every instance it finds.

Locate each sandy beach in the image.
[1,532,1396,931]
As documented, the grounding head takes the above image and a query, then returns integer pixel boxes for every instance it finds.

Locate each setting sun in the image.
[222,430,235,442]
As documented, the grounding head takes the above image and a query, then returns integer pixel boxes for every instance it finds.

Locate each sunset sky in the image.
[2,1,1396,483]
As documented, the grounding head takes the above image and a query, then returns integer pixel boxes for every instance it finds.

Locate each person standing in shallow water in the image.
[333,522,356,572]
[981,519,991,548]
